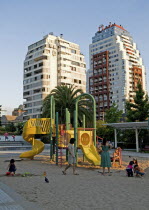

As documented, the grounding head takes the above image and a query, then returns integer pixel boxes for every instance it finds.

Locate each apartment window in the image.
[26,97,32,101]
[34,64,37,69]
[28,109,32,114]
[33,89,41,94]
[33,101,42,106]
[71,61,80,66]
[23,91,30,96]
[34,69,42,75]
[39,62,43,67]
[71,66,76,71]
[33,108,41,113]
[33,94,42,100]
[25,73,32,78]
[24,103,32,108]
[71,49,76,54]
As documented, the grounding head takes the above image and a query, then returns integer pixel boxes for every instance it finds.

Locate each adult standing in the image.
[62,138,79,175]
[100,139,112,175]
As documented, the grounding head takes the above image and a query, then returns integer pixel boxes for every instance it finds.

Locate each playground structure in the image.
[20,94,101,166]
[20,118,54,159]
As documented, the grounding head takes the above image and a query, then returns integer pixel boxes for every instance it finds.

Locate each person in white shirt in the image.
[62,138,79,175]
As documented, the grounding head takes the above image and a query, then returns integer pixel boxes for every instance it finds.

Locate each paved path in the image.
[0,182,38,210]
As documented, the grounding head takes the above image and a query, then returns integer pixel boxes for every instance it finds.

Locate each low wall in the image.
[0,135,24,141]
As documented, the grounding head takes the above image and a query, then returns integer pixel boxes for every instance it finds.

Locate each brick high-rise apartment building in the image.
[23,33,86,120]
[88,23,147,120]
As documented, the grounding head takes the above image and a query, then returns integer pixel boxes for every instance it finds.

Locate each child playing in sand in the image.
[7,159,17,175]
[126,161,134,177]
[134,164,145,177]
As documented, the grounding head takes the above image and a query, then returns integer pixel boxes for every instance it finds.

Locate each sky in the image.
[0,0,149,115]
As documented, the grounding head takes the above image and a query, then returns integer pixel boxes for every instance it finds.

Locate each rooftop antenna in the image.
[60,34,63,38]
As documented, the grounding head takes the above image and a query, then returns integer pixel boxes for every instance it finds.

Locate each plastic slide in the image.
[80,144,101,166]
[20,118,51,159]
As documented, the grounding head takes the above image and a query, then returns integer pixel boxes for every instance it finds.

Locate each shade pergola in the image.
[103,121,149,152]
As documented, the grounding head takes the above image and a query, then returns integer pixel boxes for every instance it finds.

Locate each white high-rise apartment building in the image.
[88,23,147,120]
[23,33,86,120]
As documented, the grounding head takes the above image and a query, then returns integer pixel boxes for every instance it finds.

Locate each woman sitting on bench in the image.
[112,147,122,167]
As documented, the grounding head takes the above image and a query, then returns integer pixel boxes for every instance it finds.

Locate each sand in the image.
[0,154,149,210]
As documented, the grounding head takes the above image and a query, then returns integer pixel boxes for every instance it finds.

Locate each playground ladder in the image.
[56,137,63,167]
[58,147,63,167]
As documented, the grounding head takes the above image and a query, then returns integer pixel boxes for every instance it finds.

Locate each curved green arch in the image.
[74,93,96,150]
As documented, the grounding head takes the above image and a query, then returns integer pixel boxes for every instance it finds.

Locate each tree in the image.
[96,104,123,142]
[42,85,93,126]
[5,123,16,132]
[126,83,149,122]
[105,103,123,123]
[15,122,25,135]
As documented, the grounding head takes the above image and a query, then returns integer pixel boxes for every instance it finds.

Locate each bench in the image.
[141,145,149,152]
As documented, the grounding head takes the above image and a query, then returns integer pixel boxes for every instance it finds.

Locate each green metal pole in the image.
[56,112,59,165]
[68,111,70,130]
[53,99,55,121]
[74,100,78,163]
[74,110,77,161]
[83,114,85,131]
[50,96,53,160]
[66,108,69,161]
[66,108,69,130]
[93,98,96,146]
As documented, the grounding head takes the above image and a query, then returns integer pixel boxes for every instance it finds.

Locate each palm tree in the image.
[42,85,93,126]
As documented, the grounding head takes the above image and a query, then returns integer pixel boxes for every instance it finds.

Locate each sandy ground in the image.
[0,154,149,210]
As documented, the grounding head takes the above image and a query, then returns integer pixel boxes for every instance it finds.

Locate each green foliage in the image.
[105,103,123,123]
[15,122,25,135]
[126,83,149,122]
[96,120,114,140]
[42,85,93,127]
[0,126,5,131]
[5,123,16,132]
[96,104,122,141]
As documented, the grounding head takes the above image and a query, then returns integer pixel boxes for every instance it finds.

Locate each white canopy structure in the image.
[103,121,149,152]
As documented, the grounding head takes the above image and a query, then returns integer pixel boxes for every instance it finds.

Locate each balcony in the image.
[34,55,48,62]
